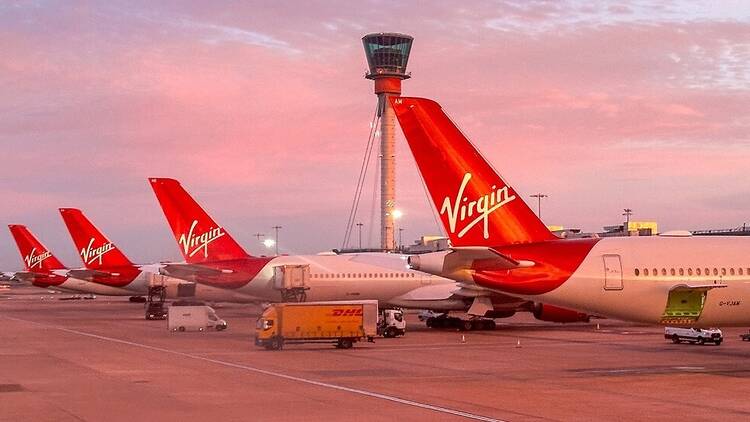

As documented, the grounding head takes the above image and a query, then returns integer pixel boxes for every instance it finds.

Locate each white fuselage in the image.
[51,274,134,296]
[528,236,750,326]
[205,253,469,309]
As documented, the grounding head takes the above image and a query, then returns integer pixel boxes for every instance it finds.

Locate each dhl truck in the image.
[254,301,378,350]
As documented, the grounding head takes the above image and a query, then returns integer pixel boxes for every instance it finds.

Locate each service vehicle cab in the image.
[664,327,722,345]
[378,308,406,338]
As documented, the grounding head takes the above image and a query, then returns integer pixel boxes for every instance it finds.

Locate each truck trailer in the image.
[254,300,378,350]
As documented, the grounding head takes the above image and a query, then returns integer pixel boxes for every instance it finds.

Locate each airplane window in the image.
[652,268,657,276]
[721,268,727,276]
[687,268,693,276]
[679,268,684,276]
[713,268,718,276]
[670,268,676,276]
[730,268,735,276]
[696,268,702,276]
[661,268,667,276]
[705,268,710,276]
[634,268,640,276]
[739,268,744,276]
[643,268,649,276]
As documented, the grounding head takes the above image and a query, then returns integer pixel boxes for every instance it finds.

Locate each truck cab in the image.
[255,306,280,348]
[378,309,406,338]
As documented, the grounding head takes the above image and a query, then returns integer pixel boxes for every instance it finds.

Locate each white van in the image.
[664,327,722,345]
[168,305,227,332]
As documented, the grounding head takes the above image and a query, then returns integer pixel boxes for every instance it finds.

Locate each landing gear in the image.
[425,314,496,331]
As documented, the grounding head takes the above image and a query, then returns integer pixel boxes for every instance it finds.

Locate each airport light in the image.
[623,208,633,225]
[263,238,275,249]
[356,222,363,250]
[272,225,282,255]
[393,209,403,220]
[530,193,548,219]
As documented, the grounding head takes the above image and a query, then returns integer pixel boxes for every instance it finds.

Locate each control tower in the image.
[362,33,413,251]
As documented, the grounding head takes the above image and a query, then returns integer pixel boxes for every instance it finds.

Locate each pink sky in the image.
[1,1,749,269]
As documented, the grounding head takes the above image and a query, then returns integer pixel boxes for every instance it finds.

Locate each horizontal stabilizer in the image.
[446,247,533,272]
[67,269,116,281]
[160,263,228,279]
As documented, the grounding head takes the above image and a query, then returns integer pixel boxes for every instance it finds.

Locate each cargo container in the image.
[254,301,377,350]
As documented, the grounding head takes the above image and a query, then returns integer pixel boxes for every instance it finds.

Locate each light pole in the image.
[622,208,633,225]
[356,222,363,250]
[530,193,548,219]
[398,228,404,251]
[622,209,633,235]
[253,233,265,242]
[272,225,282,255]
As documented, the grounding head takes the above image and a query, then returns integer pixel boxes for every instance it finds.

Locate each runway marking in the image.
[3,316,504,422]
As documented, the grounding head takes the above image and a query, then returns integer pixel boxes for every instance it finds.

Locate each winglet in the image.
[58,208,134,269]
[148,178,250,263]
[390,97,556,247]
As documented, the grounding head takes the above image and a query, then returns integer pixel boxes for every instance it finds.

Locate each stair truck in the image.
[254,300,378,350]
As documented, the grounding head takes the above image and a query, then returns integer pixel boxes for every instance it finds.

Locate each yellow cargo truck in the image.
[254,300,378,350]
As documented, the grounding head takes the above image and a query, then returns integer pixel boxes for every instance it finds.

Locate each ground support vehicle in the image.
[168,305,227,332]
[145,285,167,320]
[255,301,377,350]
[665,327,722,345]
[378,308,406,338]
[420,311,496,331]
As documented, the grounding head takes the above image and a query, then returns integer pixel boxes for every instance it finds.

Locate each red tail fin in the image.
[391,97,555,247]
[58,208,133,269]
[148,178,249,263]
[8,225,67,272]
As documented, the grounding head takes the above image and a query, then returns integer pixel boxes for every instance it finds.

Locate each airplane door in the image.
[603,255,623,290]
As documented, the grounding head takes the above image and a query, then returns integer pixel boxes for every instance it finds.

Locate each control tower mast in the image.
[362,33,413,251]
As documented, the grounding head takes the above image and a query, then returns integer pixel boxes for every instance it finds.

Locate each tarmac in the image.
[2,285,750,422]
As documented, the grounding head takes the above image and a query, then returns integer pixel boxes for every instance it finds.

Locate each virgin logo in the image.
[80,238,115,265]
[441,173,516,239]
[24,248,52,270]
[179,220,225,258]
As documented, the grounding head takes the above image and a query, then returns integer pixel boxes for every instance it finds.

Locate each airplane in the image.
[390,96,750,327]
[8,224,135,296]
[58,207,263,304]
[147,177,590,328]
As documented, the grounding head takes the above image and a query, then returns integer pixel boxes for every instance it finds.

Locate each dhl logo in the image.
[330,308,363,316]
